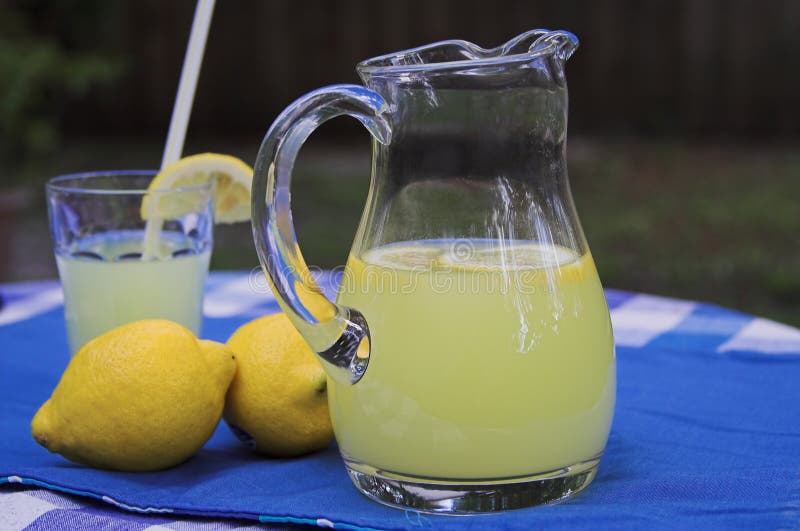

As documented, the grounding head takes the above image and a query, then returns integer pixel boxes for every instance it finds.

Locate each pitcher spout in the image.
[357,28,578,78]
[501,29,578,62]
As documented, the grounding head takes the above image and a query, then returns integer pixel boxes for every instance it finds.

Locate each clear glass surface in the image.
[252,29,615,513]
[46,171,213,354]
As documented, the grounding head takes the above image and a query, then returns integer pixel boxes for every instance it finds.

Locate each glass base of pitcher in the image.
[344,457,600,514]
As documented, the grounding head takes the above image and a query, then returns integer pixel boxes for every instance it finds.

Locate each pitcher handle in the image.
[251,85,391,385]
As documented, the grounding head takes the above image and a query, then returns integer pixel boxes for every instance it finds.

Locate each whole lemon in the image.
[31,320,236,472]
[224,313,333,456]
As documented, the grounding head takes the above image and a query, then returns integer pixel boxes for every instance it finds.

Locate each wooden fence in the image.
[63,0,800,138]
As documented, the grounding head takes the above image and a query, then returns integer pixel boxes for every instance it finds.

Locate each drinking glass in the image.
[46,171,213,354]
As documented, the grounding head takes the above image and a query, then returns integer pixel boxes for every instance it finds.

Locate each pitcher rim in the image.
[357,28,578,76]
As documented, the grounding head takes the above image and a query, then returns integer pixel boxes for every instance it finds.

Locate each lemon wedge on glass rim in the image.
[141,153,253,223]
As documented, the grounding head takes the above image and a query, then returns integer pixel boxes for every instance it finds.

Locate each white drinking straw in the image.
[161,0,216,168]
[144,0,215,260]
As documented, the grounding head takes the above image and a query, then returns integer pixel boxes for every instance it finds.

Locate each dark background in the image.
[15,0,800,139]
[1,0,798,325]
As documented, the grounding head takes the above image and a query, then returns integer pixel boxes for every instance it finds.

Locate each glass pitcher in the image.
[251,29,615,513]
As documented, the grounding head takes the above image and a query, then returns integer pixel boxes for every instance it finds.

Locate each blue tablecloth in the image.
[1,272,799,530]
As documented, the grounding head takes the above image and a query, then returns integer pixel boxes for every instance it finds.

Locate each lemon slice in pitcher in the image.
[361,244,444,270]
[439,242,580,271]
[141,153,253,223]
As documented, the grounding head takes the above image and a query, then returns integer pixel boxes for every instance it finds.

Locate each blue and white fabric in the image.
[1,272,799,530]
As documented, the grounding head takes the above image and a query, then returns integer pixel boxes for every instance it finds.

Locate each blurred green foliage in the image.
[0,1,123,174]
[2,138,798,327]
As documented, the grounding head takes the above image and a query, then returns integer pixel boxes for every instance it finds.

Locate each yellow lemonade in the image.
[332,241,615,479]
[56,231,210,354]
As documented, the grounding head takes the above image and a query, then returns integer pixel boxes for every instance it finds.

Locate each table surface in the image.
[2,272,799,531]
